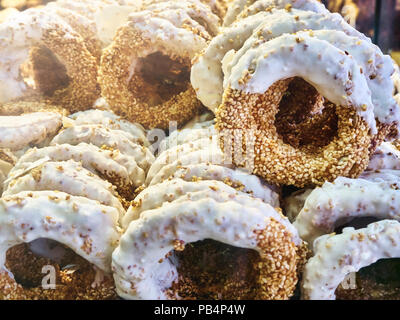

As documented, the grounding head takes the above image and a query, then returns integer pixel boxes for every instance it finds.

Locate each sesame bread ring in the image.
[3,160,125,219]
[99,0,219,129]
[0,112,62,151]
[113,196,302,300]
[302,220,400,300]
[282,189,313,222]
[0,191,120,273]
[50,125,155,171]
[146,137,219,185]
[149,163,279,205]
[9,143,146,197]
[0,190,121,300]
[0,9,99,111]
[367,142,400,171]
[68,109,148,147]
[226,29,399,133]
[223,0,328,26]
[217,33,375,187]
[123,178,283,227]
[192,9,369,112]
[293,171,400,247]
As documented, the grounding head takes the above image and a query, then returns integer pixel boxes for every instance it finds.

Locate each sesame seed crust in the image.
[216,81,372,187]
[99,1,219,129]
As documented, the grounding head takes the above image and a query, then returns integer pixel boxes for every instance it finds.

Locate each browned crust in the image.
[99,26,202,130]
[216,79,372,187]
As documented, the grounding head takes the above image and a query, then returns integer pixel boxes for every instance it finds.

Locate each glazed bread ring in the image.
[367,142,400,171]
[0,112,62,151]
[113,195,302,300]
[50,125,155,172]
[99,0,219,129]
[192,9,369,113]
[148,163,279,205]
[293,170,400,246]
[224,0,328,26]
[8,143,146,197]
[225,29,398,134]
[122,178,281,227]
[302,220,400,300]
[217,33,375,187]
[0,190,121,300]
[3,160,125,219]
[0,9,99,111]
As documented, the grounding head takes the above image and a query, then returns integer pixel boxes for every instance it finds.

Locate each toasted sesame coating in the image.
[167,219,301,300]
[98,2,214,129]
[216,79,372,187]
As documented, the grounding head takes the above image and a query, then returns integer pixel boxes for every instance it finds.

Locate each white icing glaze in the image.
[113,196,299,299]
[227,33,377,132]
[68,109,148,146]
[192,9,369,112]
[159,125,216,152]
[235,0,329,23]
[3,160,125,219]
[51,125,155,171]
[149,163,279,205]
[9,143,146,189]
[149,148,231,186]
[293,171,400,246]
[223,0,328,26]
[302,220,400,300]
[0,112,62,151]
[146,137,219,185]
[0,8,79,103]
[367,142,400,171]
[123,178,282,228]
[0,190,121,273]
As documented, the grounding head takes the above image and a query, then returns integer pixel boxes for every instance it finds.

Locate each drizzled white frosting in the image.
[3,160,125,219]
[9,143,146,189]
[0,112,62,151]
[227,33,377,132]
[223,0,328,26]
[51,125,155,171]
[192,9,369,112]
[302,220,400,300]
[113,196,299,299]
[294,170,400,246]
[149,163,279,205]
[0,191,121,273]
[123,178,280,227]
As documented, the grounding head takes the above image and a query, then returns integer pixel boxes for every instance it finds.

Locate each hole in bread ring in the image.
[0,10,100,112]
[217,80,372,187]
[2,239,117,300]
[217,34,377,187]
[0,191,121,299]
[99,24,203,130]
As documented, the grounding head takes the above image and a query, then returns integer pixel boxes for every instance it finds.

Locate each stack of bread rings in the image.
[0,107,153,299]
[114,116,307,300]
[1,0,400,300]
